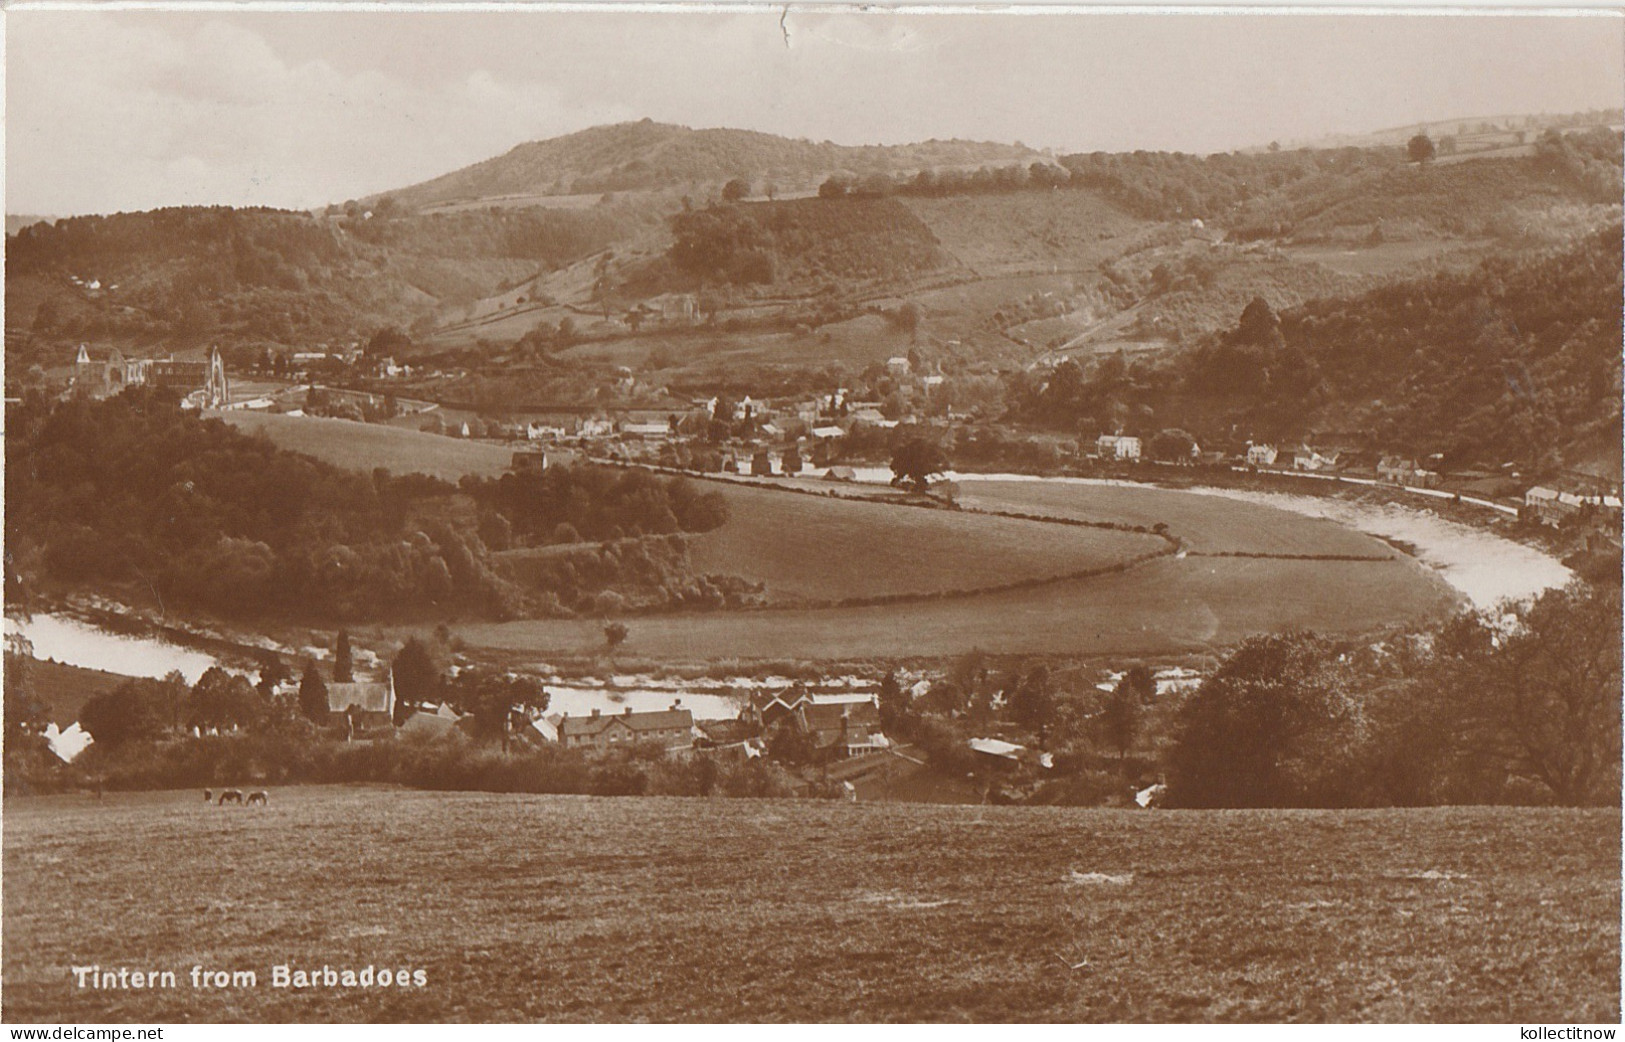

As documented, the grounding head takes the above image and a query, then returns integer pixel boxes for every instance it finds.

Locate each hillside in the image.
[1029,224,1624,471]
[378,119,1045,210]
[4,204,656,362]
[1229,140,1623,243]
[5,787,1617,1022]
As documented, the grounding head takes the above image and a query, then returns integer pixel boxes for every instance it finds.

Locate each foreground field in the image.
[3,787,1616,1022]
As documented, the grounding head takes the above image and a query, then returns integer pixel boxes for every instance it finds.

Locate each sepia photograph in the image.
[2,2,1621,1025]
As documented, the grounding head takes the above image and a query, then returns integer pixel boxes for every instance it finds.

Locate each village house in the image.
[748,689,888,759]
[1378,456,1442,488]
[622,420,672,439]
[553,706,696,754]
[1292,445,1340,472]
[1524,486,1624,528]
[1246,443,1279,467]
[326,680,394,733]
[967,737,1054,771]
[1097,434,1142,461]
[399,702,464,739]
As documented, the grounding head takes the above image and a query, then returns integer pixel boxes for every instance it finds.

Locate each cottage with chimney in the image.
[553,706,696,754]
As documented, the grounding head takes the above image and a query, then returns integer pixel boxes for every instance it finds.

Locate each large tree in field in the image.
[1167,632,1363,807]
[890,437,950,492]
[1407,132,1437,165]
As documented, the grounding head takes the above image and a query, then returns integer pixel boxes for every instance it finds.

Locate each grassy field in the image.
[199,415,1457,658]
[215,412,516,481]
[452,555,1456,661]
[3,786,1616,1022]
[1282,238,1495,277]
[954,480,1390,557]
[688,482,1166,605]
[556,313,916,374]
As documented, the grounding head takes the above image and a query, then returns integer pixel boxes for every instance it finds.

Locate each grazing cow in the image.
[247,791,268,806]
[203,789,214,803]
[217,789,244,805]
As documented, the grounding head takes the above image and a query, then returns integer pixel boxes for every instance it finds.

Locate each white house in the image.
[1097,434,1142,461]
[1246,443,1279,467]
[1292,445,1339,472]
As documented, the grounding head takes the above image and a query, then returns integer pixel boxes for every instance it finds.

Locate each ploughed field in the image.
[4,787,1617,1022]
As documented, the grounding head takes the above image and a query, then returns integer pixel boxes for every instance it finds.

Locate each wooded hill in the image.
[5,203,656,362]
[1018,224,1623,471]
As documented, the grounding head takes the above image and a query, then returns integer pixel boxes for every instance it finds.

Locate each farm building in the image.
[399,703,464,739]
[753,690,888,758]
[554,707,696,753]
[1246,443,1279,467]
[823,466,857,482]
[798,701,888,757]
[1378,457,1442,488]
[1097,434,1142,461]
[1524,486,1623,528]
[327,681,394,730]
[968,737,1053,771]
[1292,446,1340,472]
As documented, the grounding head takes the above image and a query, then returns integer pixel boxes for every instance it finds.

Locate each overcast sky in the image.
[7,7,1623,216]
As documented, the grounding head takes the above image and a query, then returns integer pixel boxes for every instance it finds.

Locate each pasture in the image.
[953,479,1389,557]
[556,313,916,373]
[1282,238,1493,277]
[3,787,1616,1022]
[453,555,1456,661]
[687,481,1167,605]
[215,412,515,481]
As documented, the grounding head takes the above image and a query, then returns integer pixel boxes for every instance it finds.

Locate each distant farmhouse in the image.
[1292,445,1340,472]
[1097,434,1141,461]
[1524,486,1624,529]
[1378,456,1441,489]
[327,680,394,735]
[1246,443,1279,467]
[747,688,888,759]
